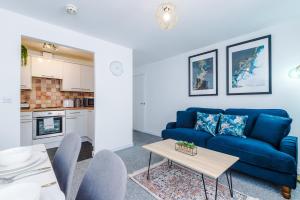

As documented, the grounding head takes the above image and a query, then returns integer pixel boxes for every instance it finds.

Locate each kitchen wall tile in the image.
[21,77,94,108]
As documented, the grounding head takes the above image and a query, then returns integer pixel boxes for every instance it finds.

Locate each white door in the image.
[133,74,145,131]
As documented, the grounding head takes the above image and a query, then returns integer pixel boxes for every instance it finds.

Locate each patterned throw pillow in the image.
[218,114,248,138]
[194,112,220,136]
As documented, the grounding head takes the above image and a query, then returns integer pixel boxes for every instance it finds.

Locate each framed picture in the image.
[188,49,218,96]
[226,35,272,95]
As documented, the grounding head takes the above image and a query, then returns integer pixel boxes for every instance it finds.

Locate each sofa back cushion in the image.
[186,107,224,115]
[176,111,196,128]
[224,109,290,136]
[250,114,292,147]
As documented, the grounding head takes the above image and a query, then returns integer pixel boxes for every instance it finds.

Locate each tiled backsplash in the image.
[21,78,94,109]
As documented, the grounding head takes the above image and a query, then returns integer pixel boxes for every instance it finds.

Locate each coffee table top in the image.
[143,139,239,179]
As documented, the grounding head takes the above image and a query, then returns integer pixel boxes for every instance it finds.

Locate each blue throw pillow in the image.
[194,112,220,136]
[250,114,292,147]
[218,114,248,138]
[176,111,195,128]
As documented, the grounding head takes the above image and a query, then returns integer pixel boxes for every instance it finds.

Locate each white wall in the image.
[0,8,133,152]
[135,20,300,165]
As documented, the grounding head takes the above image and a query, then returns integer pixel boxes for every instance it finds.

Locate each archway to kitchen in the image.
[20,36,95,161]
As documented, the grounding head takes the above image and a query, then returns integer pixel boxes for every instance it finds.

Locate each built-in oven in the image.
[32,111,65,140]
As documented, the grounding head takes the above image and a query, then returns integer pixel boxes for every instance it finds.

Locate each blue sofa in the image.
[162,107,298,192]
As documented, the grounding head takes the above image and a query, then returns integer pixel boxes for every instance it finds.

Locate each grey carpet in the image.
[71,131,300,200]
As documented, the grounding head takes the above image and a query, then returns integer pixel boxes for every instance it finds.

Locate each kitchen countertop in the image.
[21,107,94,112]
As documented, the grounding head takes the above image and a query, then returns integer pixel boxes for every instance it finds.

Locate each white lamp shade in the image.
[156,3,178,30]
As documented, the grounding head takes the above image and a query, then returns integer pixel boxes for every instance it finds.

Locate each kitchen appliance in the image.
[20,102,30,109]
[83,97,94,107]
[32,111,65,140]
[63,99,74,108]
[74,98,82,107]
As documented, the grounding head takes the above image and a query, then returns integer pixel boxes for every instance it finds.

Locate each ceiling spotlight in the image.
[156,2,178,30]
[43,42,58,51]
[65,4,78,15]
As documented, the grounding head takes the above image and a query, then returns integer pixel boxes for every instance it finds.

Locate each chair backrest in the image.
[53,134,81,200]
[75,150,127,200]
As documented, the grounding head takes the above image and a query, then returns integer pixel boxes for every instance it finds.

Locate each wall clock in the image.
[109,61,124,76]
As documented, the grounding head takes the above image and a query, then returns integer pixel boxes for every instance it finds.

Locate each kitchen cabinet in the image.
[87,110,95,145]
[21,56,32,90]
[61,62,81,91]
[80,66,94,92]
[66,109,94,144]
[31,56,63,79]
[66,110,87,138]
[62,64,94,92]
[20,112,33,146]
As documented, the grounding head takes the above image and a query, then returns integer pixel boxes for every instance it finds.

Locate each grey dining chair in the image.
[53,134,81,200]
[75,150,127,200]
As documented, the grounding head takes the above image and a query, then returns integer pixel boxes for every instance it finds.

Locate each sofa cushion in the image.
[195,112,220,136]
[161,128,213,147]
[251,114,292,147]
[218,114,248,138]
[224,109,290,136]
[207,135,297,174]
[176,111,196,128]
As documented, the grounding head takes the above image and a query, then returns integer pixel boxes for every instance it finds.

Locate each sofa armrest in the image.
[166,122,177,129]
[280,136,298,164]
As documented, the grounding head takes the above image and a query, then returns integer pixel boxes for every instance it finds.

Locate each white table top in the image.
[0,144,65,200]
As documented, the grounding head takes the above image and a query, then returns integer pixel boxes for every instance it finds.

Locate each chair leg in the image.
[281,186,291,199]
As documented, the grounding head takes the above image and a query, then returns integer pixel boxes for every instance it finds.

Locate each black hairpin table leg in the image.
[147,152,152,180]
[215,178,219,200]
[202,175,219,200]
[226,170,233,197]
[201,174,208,200]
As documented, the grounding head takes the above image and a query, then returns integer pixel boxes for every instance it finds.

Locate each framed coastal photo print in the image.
[188,49,218,96]
[226,35,272,95]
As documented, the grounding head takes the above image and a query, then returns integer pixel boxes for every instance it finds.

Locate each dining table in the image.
[0,144,65,200]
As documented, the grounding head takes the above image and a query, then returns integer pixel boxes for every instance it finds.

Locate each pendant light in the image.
[156,2,178,30]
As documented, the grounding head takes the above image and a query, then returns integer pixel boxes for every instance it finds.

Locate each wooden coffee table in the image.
[143,139,239,200]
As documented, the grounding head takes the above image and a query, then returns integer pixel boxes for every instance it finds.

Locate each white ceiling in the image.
[0,0,299,66]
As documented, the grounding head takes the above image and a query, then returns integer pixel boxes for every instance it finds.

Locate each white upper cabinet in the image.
[61,62,81,91]
[31,56,63,79]
[21,56,32,90]
[80,65,94,92]
[30,55,93,92]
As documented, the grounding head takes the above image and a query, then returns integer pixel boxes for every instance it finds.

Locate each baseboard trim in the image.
[111,143,133,152]
[135,130,161,137]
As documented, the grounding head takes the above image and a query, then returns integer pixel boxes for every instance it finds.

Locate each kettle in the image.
[74,98,82,107]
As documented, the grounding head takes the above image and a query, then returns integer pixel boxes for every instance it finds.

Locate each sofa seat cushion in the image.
[207,135,297,174]
[162,128,213,147]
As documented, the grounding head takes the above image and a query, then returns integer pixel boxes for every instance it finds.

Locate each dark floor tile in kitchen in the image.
[47,141,93,162]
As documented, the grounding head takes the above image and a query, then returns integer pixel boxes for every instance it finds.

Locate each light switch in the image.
[0,97,12,104]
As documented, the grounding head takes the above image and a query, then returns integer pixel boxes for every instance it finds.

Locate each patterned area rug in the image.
[129,160,258,200]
